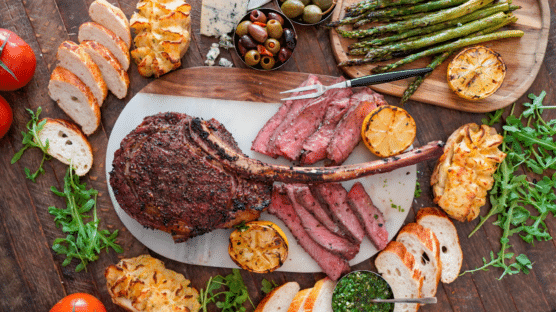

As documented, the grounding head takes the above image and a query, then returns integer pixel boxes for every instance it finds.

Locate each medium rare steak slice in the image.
[268,185,350,281]
[292,184,345,237]
[311,183,366,244]
[110,112,272,242]
[300,96,352,165]
[284,184,359,260]
[347,182,389,250]
[327,88,387,165]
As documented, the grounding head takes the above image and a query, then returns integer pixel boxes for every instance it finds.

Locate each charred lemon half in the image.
[361,105,416,158]
[447,46,506,101]
[228,221,289,273]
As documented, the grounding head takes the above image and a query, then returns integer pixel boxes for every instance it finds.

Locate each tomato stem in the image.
[0,32,19,81]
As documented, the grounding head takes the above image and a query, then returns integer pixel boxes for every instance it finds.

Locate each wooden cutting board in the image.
[330,0,550,112]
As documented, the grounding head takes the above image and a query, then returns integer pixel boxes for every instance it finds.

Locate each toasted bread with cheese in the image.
[79,22,131,70]
[105,254,201,312]
[89,0,132,47]
[431,123,506,221]
[254,282,300,312]
[48,66,101,136]
[81,40,129,99]
[37,118,93,176]
[376,241,423,312]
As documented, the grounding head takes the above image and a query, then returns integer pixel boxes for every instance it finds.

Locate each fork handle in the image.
[349,67,433,88]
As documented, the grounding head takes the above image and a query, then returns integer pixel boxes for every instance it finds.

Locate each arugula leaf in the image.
[463,91,556,278]
[199,269,254,312]
[261,278,278,294]
[49,166,122,272]
[11,107,52,182]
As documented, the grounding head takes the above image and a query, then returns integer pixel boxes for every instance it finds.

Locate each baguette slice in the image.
[89,0,131,47]
[287,288,312,312]
[37,118,93,176]
[396,223,441,298]
[81,40,129,100]
[48,66,101,136]
[78,22,130,70]
[375,241,423,312]
[303,277,336,312]
[56,40,107,106]
[416,207,463,283]
[255,282,300,312]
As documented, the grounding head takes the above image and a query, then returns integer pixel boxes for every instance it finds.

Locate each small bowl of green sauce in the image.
[332,270,394,312]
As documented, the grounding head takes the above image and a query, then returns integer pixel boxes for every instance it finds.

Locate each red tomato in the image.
[0,95,12,139]
[0,29,36,91]
[50,293,107,312]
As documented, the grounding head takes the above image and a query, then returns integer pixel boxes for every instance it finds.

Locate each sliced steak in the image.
[284,184,359,260]
[300,96,353,165]
[110,112,272,242]
[268,185,350,281]
[327,88,387,165]
[311,183,366,244]
[347,182,389,250]
[274,78,350,161]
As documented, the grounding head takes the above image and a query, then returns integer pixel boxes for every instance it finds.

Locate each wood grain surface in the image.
[330,0,551,112]
[1,0,556,311]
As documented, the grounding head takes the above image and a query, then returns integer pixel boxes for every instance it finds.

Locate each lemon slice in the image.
[228,221,289,273]
[447,46,506,101]
[361,105,416,158]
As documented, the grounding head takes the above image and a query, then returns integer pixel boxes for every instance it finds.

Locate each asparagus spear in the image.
[400,51,452,104]
[349,12,509,57]
[349,3,517,49]
[337,0,494,39]
[345,0,432,17]
[369,30,524,72]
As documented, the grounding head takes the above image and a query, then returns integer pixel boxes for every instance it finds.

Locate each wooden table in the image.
[1,0,555,311]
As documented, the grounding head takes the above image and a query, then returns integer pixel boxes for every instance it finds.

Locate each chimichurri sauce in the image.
[332,271,394,312]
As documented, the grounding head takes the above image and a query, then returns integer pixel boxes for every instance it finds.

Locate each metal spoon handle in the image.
[370,297,437,304]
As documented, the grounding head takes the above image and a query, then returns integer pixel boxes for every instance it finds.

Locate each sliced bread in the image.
[78,22,130,70]
[56,40,107,106]
[375,241,423,312]
[255,282,300,312]
[37,118,93,176]
[48,66,101,136]
[303,277,336,312]
[287,288,312,312]
[89,0,131,47]
[81,40,129,100]
[396,223,441,298]
[416,207,463,283]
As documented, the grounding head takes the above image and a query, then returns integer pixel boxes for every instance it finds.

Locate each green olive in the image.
[303,4,322,24]
[261,56,276,70]
[313,0,334,11]
[236,20,252,37]
[281,0,305,19]
[267,20,284,39]
[245,49,261,66]
[264,38,281,54]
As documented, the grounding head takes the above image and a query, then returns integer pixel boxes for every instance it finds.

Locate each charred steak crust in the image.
[110,112,272,242]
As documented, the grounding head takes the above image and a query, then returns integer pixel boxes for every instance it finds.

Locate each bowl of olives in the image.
[234,8,297,71]
[277,0,336,25]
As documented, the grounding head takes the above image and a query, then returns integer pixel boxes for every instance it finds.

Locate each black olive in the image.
[267,12,285,25]
[250,9,267,23]
[239,35,257,49]
[278,48,293,63]
[237,43,248,56]
[283,28,296,50]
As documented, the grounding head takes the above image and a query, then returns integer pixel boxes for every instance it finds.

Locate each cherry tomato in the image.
[0,95,12,139]
[50,293,107,312]
[0,29,36,91]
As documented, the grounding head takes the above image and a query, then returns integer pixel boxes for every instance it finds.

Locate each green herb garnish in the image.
[261,278,278,294]
[414,180,422,198]
[199,269,254,312]
[11,107,52,182]
[463,91,556,279]
[49,166,123,272]
[234,221,250,232]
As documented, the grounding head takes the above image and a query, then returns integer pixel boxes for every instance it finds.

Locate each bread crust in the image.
[79,22,131,70]
[254,282,300,312]
[89,0,131,47]
[287,288,312,312]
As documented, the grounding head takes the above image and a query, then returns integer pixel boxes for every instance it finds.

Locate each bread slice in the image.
[254,282,300,312]
[303,277,336,312]
[287,288,312,312]
[81,40,129,100]
[78,22,130,70]
[89,0,131,48]
[36,118,93,176]
[56,40,107,106]
[48,66,101,136]
[375,241,423,312]
[416,207,463,283]
[396,223,441,298]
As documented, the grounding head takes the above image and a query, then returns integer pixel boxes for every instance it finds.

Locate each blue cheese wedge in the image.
[200,0,249,37]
